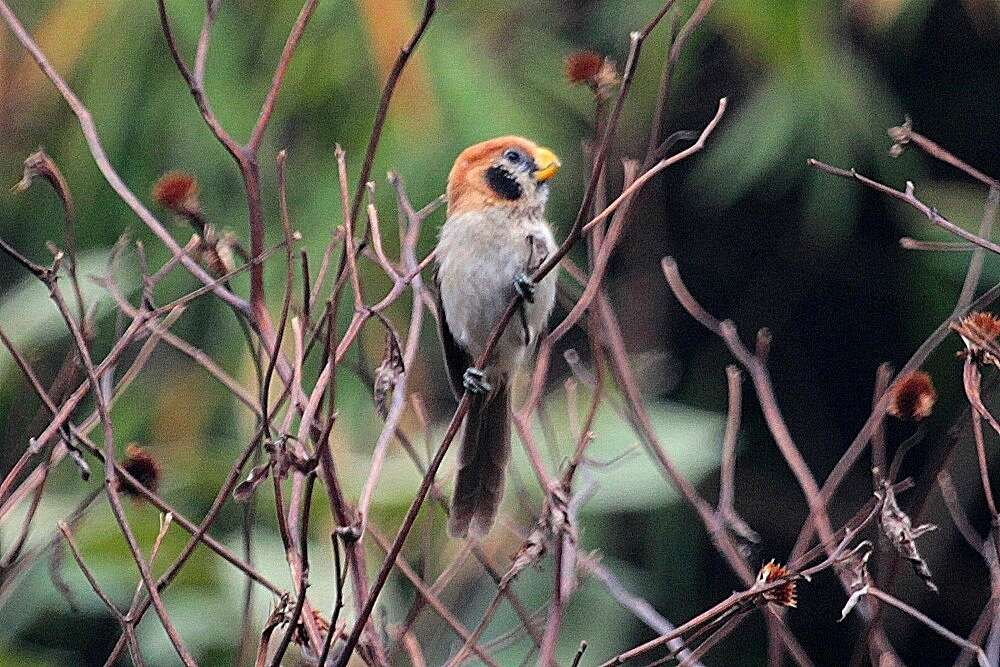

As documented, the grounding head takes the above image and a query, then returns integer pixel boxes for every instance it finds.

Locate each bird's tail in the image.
[448,382,511,538]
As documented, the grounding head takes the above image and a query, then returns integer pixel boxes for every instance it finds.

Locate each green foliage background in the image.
[2,0,1000,664]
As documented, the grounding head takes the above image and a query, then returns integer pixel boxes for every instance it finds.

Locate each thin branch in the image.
[348,0,437,229]
[58,522,142,663]
[248,0,320,151]
[662,256,836,552]
[889,120,998,189]
[809,160,1000,256]
[867,587,990,667]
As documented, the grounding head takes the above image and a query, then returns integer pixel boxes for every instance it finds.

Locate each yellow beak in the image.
[532,147,561,182]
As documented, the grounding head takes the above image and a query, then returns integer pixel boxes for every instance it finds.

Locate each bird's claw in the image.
[463,367,492,394]
[514,272,536,303]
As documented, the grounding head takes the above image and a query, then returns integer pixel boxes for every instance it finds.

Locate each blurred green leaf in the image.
[335,391,725,515]
[0,249,135,379]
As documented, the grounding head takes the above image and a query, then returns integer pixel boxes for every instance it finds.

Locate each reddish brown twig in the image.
[865,587,990,667]
[661,256,837,552]
[335,17,720,662]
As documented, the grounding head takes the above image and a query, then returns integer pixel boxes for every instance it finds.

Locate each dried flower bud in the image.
[756,560,797,608]
[594,60,620,93]
[213,231,238,275]
[565,50,620,99]
[233,460,271,503]
[13,150,70,201]
[952,311,1000,366]
[118,443,161,499]
[837,542,873,621]
[191,225,237,278]
[565,51,604,84]
[152,171,201,220]
[506,525,547,586]
[887,371,937,421]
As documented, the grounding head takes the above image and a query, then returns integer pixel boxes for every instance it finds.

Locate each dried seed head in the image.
[13,150,67,198]
[888,371,937,421]
[594,60,620,93]
[191,225,237,277]
[565,50,620,99]
[963,311,1000,339]
[565,51,604,84]
[213,231,238,274]
[118,443,161,499]
[152,171,200,218]
[952,311,1000,365]
[756,559,797,608]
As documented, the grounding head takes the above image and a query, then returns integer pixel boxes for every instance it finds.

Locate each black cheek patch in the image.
[485,165,523,200]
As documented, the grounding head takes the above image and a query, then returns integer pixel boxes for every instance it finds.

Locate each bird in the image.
[434,136,561,538]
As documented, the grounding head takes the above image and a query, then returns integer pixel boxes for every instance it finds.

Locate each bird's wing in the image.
[434,269,472,400]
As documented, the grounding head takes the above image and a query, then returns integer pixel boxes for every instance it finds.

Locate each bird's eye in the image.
[503,149,522,164]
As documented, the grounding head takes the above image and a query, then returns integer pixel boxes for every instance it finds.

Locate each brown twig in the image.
[889,120,999,189]
[348,0,437,230]
[867,587,990,667]
[601,507,880,666]
[335,16,718,660]
[366,523,500,667]
[808,160,1000,256]
[46,269,195,664]
[661,256,837,551]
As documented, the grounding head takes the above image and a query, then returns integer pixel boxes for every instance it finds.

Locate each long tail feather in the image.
[448,383,511,538]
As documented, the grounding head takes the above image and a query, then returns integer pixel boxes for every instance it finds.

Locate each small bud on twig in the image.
[887,116,913,158]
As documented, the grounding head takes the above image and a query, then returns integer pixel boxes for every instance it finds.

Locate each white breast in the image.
[436,208,558,372]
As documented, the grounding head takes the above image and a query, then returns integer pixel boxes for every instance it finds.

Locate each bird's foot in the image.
[463,367,492,394]
[513,272,536,303]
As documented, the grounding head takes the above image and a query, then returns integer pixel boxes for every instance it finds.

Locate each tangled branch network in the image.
[3,1,1000,665]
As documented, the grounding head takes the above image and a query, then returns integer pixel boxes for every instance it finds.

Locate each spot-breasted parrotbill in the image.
[434,137,560,538]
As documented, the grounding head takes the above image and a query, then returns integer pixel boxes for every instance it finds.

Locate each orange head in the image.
[446,136,560,218]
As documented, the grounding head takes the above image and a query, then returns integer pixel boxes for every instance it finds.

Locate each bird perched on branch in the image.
[435,137,561,538]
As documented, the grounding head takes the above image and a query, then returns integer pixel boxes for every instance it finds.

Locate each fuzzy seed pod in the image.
[118,443,161,499]
[152,171,201,219]
[888,371,937,421]
[565,50,620,99]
